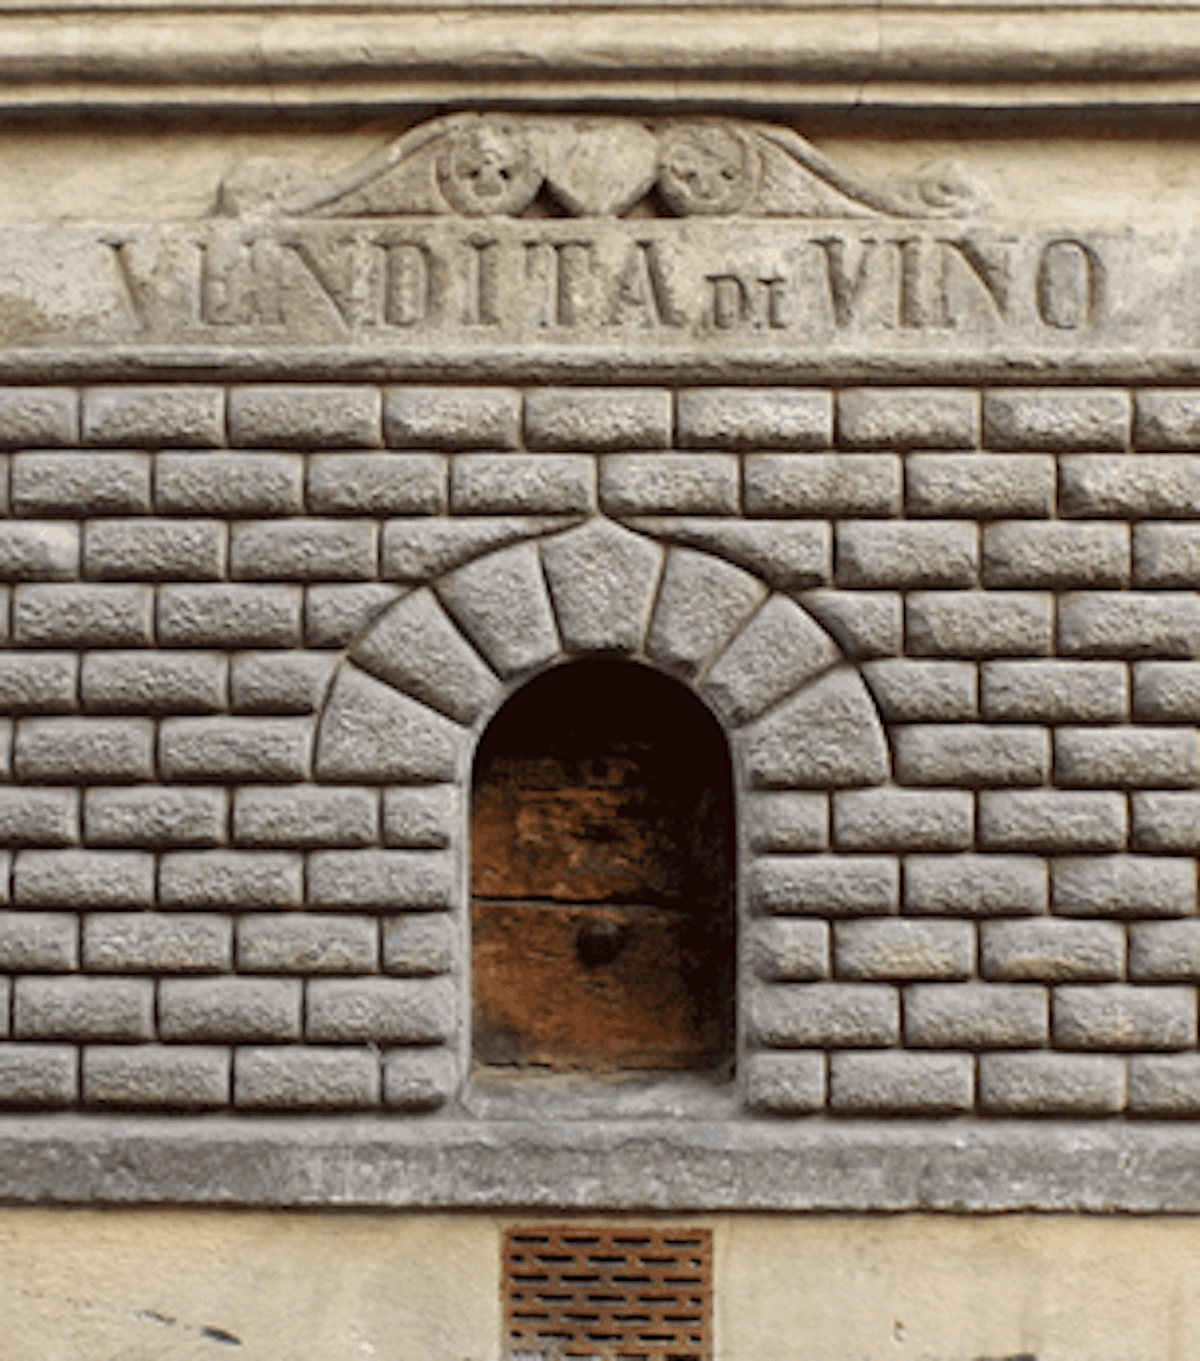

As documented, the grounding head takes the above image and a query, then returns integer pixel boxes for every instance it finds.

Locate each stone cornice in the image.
[4,5,1200,114]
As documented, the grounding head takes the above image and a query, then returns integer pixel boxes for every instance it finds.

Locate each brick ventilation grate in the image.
[504,1225,713,1360]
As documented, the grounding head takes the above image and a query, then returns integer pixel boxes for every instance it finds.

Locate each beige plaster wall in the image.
[4,1206,1200,1360]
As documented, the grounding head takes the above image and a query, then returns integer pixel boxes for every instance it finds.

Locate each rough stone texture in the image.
[541,519,662,655]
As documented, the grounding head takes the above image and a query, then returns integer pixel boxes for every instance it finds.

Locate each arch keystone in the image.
[540,519,663,655]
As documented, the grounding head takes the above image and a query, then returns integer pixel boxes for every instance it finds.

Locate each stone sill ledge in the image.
[4,7,1200,113]
[5,1117,1200,1212]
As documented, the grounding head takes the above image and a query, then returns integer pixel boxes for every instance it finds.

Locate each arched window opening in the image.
[471,660,735,1076]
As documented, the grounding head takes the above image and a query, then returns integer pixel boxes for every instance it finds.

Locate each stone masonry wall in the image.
[2,380,1200,1121]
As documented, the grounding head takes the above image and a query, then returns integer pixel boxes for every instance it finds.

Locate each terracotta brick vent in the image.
[504,1224,713,1360]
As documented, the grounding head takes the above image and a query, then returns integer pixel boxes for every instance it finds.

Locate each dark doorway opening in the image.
[471,660,735,1074]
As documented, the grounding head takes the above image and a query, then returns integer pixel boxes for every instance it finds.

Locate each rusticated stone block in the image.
[15,975,154,1041]
[305,583,403,648]
[1131,792,1200,852]
[0,788,78,847]
[84,786,226,848]
[982,388,1129,452]
[833,789,973,853]
[979,1052,1125,1115]
[0,1044,77,1107]
[83,1046,230,1110]
[907,591,1053,657]
[829,1051,974,1115]
[0,523,78,582]
[1053,984,1195,1051]
[903,854,1048,917]
[978,790,1127,853]
[84,912,231,974]
[541,519,663,656]
[838,387,978,450]
[233,786,377,849]
[744,1051,826,1114]
[1128,1054,1200,1115]
[160,717,312,783]
[893,724,1048,787]
[981,660,1128,723]
[1130,921,1200,983]
[12,452,151,517]
[0,388,77,449]
[748,919,830,982]
[384,385,520,451]
[0,653,78,714]
[982,522,1129,589]
[85,519,225,581]
[749,856,899,917]
[600,453,739,516]
[647,547,766,679]
[14,849,154,908]
[1133,524,1200,588]
[0,912,77,972]
[156,452,304,517]
[837,521,978,590]
[381,915,457,977]
[451,453,594,515]
[383,1048,457,1111]
[802,590,901,659]
[744,454,900,519]
[231,520,377,582]
[834,919,974,981]
[228,385,381,449]
[306,977,456,1043]
[382,785,458,850]
[437,542,559,679]
[158,584,302,649]
[1134,661,1200,721]
[981,918,1125,982]
[83,386,224,449]
[15,583,151,648]
[15,717,154,784]
[1134,389,1200,451]
[525,387,670,451]
[905,453,1054,519]
[862,660,977,723]
[1053,855,1196,919]
[234,1047,380,1110]
[744,792,828,854]
[230,652,336,716]
[1060,454,1200,519]
[307,850,456,911]
[1058,591,1200,658]
[159,851,303,910]
[678,388,831,450]
[239,914,378,975]
[159,978,302,1042]
[904,983,1048,1049]
[751,982,898,1048]
[81,651,226,715]
[1055,726,1200,789]
[308,453,445,516]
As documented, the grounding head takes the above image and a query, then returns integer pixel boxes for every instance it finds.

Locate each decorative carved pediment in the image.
[218,113,986,221]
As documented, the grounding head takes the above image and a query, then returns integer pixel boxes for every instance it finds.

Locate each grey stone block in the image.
[1058,591,1200,658]
[744,792,828,854]
[982,388,1129,452]
[155,452,304,516]
[742,667,889,789]
[906,591,1053,657]
[1055,725,1200,788]
[160,978,302,1042]
[81,651,226,715]
[979,1052,1125,1115]
[14,849,154,908]
[233,785,377,849]
[234,1046,380,1110]
[83,1046,230,1110]
[748,919,830,982]
[15,975,154,1041]
[1060,454,1200,519]
[230,651,336,716]
[893,724,1048,787]
[981,660,1128,723]
[160,717,312,783]
[624,517,830,592]
[15,717,154,784]
[0,1044,77,1107]
[305,584,403,648]
[836,521,978,589]
[838,388,978,450]
[834,919,974,981]
[703,594,841,727]
[525,387,671,452]
[451,453,594,515]
[307,850,456,910]
[0,653,77,714]
[307,453,445,516]
[1128,1054,1200,1115]
[801,590,902,659]
[1133,524,1200,587]
[1134,661,1200,721]
[384,385,520,451]
[437,541,559,679]
[905,983,1048,1049]
[678,388,831,451]
[833,789,973,853]
[228,385,381,449]
[748,855,899,917]
[744,454,901,518]
[14,583,151,648]
[383,1048,457,1111]
[1053,855,1196,919]
[905,453,1054,519]
[381,516,571,583]
[903,854,1048,917]
[1055,984,1196,1052]
[239,914,378,975]
[600,453,739,516]
[315,666,465,784]
[744,1051,826,1114]
[0,788,78,847]
[307,977,456,1043]
[351,588,499,725]
[1134,389,1200,450]
[646,546,765,679]
[158,584,302,649]
[83,912,232,973]
[84,786,226,848]
[82,386,225,449]
[751,982,898,1048]
[1130,921,1200,982]
[981,918,1125,982]
[159,851,303,910]
[0,912,76,971]
[231,520,377,582]
[983,521,1129,589]
[12,452,151,517]
[381,914,457,977]
[829,1051,974,1115]
[1132,792,1200,852]
[979,790,1127,853]
[382,785,458,850]
[0,522,78,582]
[0,388,77,449]
[541,519,663,656]
[85,519,225,581]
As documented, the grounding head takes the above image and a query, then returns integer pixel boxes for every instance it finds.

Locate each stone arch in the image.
[312,518,891,1106]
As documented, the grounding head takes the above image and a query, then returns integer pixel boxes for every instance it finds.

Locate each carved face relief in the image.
[437,120,545,216]
[657,125,758,216]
